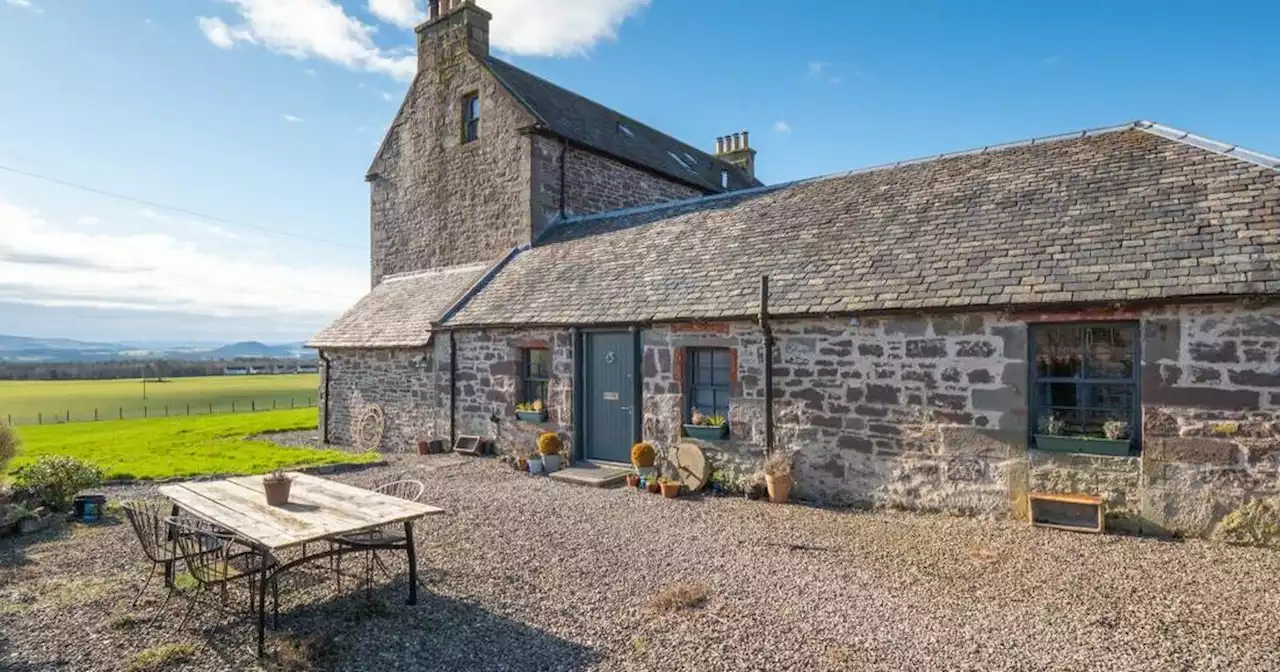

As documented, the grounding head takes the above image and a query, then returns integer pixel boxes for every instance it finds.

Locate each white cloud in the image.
[4,0,41,12]
[197,0,416,80]
[380,91,395,102]
[773,120,792,134]
[484,0,649,57]
[75,215,102,227]
[281,114,304,123]
[368,0,421,29]
[0,198,364,320]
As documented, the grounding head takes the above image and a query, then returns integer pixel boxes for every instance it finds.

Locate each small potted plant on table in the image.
[516,400,548,423]
[683,409,728,441]
[263,469,293,506]
[538,432,564,472]
[1034,415,1132,456]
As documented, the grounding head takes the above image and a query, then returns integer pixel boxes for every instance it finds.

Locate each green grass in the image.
[7,409,376,481]
[0,374,319,426]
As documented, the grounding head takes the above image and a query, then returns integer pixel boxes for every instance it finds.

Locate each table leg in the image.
[257,554,269,658]
[405,521,417,606]
[164,503,179,588]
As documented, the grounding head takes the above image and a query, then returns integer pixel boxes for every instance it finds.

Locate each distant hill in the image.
[0,334,316,363]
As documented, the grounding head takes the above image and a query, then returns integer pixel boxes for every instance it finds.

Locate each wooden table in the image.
[159,472,444,656]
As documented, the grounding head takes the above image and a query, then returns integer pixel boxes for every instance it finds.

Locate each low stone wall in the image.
[322,347,447,453]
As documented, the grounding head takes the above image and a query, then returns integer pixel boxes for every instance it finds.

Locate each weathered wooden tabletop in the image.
[158,472,444,550]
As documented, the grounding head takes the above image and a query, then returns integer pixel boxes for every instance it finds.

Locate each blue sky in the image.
[1,0,1277,343]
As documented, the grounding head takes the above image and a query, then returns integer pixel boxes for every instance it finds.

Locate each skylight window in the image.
[683,152,699,166]
[666,151,695,172]
[617,122,635,138]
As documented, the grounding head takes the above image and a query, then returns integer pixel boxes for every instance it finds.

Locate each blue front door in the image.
[584,331,636,463]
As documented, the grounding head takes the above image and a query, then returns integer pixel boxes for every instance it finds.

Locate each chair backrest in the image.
[375,479,426,503]
[165,516,237,587]
[122,499,175,563]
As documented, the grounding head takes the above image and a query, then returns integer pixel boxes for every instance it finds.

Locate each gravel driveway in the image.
[3,454,1280,671]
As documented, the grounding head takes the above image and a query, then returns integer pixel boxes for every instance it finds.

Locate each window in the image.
[461,93,480,143]
[720,170,729,188]
[686,347,731,421]
[520,348,550,406]
[666,150,695,172]
[616,122,635,138]
[1030,323,1139,446]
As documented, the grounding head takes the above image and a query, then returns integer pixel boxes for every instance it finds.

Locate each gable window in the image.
[686,347,731,421]
[461,92,480,143]
[720,170,729,188]
[1030,323,1139,455]
[520,348,551,407]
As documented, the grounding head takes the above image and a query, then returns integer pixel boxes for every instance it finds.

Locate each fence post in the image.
[66,410,71,423]
[119,407,123,420]
[232,401,236,412]
[291,397,295,409]
[187,404,191,416]
[144,406,148,418]
[38,412,42,425]
[273,399,277,410]
[308,396,313,406]
[209,403,213,415]
[252,400,256,412]
[165,405,169,417]
[95,408,99,421]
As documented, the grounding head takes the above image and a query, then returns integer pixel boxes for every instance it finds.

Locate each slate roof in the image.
[308,262,490,348]
[484,57,758,193]
[446,122,1280,326]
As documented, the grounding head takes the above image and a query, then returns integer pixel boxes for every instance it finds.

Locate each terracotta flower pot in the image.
[646,480,661,494]
[417,440,431,455]
[263,478,292,506]
[517,457,529,471]
[625,474,640,488]
[660,482,680,499]
[765,474,792,504]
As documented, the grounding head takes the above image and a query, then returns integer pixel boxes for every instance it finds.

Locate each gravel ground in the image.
[4,454,1280,671]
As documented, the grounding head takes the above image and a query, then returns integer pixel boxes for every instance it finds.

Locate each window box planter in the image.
[1034,434,1131,457]
[516,410,548,423]
[683,424,728,441]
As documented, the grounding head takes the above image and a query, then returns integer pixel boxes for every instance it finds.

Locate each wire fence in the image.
[3,396,316,427]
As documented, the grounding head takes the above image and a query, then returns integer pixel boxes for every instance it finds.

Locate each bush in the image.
[536,432,562,456]
[0,423,19,472]
[631,442,656,468]
[13,455,104,512]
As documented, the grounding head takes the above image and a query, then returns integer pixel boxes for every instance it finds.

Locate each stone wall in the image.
[640,316,1028,513]
[452,328,575,457]
[369,49,534,284]
[530,134,704,238]
[322,346,447,453]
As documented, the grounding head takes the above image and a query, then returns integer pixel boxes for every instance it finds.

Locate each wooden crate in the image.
[453,435,486,456]
[1027,492,1105,534]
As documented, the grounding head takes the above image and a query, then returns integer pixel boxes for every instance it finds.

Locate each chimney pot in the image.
[741,130,749,149]
[715,137,724,154]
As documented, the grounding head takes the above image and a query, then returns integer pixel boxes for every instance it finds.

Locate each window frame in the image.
[684,347,732,424]
[1028,321,1141,452]
[461,92,480,144]
[519,347,551,408]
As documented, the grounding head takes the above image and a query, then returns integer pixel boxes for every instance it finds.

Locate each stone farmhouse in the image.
[311,0,1280,538]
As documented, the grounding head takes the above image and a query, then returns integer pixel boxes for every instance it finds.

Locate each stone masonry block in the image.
[1144,437,1240,466]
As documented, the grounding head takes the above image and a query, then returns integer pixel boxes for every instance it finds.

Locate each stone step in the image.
[549,462,631,488]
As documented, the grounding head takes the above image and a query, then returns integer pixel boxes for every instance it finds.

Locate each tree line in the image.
[0,359,317,381]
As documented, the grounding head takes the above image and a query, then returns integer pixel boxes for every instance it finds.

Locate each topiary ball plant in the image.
[537,432,563,456]
[631,442,656,468]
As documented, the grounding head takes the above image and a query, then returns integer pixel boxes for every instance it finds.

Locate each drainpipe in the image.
[449,331,458,448]
[559,137,568,220]
[759,275,775,454]
[317,350,332,444]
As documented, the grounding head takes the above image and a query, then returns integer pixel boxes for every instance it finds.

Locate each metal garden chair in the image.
[330,479,427,593]
[165,516,280,633]
[121,499,183,613]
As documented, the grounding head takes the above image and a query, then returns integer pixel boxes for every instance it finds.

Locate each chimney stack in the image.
[418,0,491,70]
[714,129,757,181]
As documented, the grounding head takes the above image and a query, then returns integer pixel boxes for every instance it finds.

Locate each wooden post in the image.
[232,401,236,412]
[66,410,71,423]
[144,407,148,418]
[272,399,277,410]
[209,403,213,415]
[94,408,99,421]
[165,405,169,417]
[119,407,123,420]
[38,412,41,425]
[252,400,256,412]
[291,397,295,409]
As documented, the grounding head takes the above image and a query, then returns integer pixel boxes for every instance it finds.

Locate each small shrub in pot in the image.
[537,432,564,472]
[762,452,793,504]
[263,469,293,506]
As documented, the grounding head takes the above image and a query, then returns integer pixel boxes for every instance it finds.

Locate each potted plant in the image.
[683,408,729,441]
[516,399,548,423]
[645,477,662,494]
[631,442,657,481]
[527,452,545,475]
[763,452,792,504]
[1034,414,1132,457]
[659,477,681,499]
[625,473,641,488]
[263,469,293,506]
[538,432,564,472]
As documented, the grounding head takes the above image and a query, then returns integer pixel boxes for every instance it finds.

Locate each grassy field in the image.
[0,374,319,426]
[7,408,375,481]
